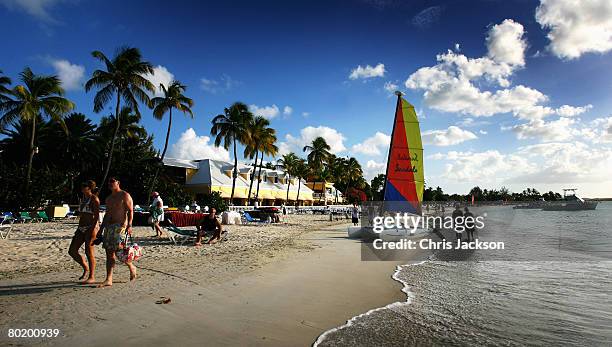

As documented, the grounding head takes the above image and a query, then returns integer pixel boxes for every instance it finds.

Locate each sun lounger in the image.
[17,212,33,223]
[242,212,268,225]
[0,215,14,239]
[164,221,229,245]
[36,211,51,222]
[164,223,198,245]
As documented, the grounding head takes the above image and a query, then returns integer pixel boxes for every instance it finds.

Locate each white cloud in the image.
[513,141,612,184]
[169,128,230,161]
[281,126,347,155]
[506,117,576,142]
[143,65,174,96]
[486,19,528,66]
[200,74,240,94]
[351,132,391,156]
[283,106,293,115]
[405,19,589,122]
[0,0,63,23]
[555,104,593,117]
[349,63,386,80]
[51,59,84,91]
[363,160,387,180]
[479,130,488,135]
[441,150,535,182]
[580,116,612,144]
[383,81,399,93]
[422,126,478,146]
[536,0,612,59]
[249,104,280,119]
[302,112,310,118]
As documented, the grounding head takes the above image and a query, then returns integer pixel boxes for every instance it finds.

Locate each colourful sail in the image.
[382,95,424,214]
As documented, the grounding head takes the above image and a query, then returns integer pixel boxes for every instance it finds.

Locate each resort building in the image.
[306,182,345,205]
[163,158,316,206]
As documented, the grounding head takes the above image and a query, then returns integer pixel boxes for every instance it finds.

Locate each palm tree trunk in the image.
[286,175,291,202]
[148,108,172,197]
[100,92,121,192]
[161,108,172,159]
[230,136,238,205]
[24,116,37,199]
[296,179,301,207]
[255,152,264,202]
[247,149,258,205]
[318,181,325,204]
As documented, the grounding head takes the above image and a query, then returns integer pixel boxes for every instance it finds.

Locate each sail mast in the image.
[381,91,403,202]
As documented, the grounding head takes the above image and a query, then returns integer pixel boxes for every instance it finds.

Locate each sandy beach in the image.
[0,215,411,346]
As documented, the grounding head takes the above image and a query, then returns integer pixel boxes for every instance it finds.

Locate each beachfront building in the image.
[163,158,314,206]
[306,181,344,205]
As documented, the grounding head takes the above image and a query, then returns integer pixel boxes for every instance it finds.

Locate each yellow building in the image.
[163,158,314,206]
[306,181,344,205]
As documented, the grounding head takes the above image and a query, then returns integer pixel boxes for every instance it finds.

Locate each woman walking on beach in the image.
[68,180,100,284]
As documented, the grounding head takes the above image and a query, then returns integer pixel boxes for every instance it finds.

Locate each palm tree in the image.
[277,152,299,202]
[0,70,11,103]
[0,68,74,196]
[303,137,331,204]
[50,113,100,198]
[85,46,154,188]
[293,159,308,206]
[343,157,363,197]
[149,80,194,193]
[327,154,345,204]
[254,127,278,203]
[211,102,252,203]
[243,116,269,205]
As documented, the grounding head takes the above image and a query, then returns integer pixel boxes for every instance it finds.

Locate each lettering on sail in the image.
[391,152,419,174]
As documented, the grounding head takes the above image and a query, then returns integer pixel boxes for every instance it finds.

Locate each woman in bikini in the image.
[68,180,100,284]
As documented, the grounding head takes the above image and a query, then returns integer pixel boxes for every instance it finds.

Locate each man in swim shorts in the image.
[98,177,136,288]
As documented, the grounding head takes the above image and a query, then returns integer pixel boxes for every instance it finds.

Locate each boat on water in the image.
[542,189,598,211]
[348,92,431,240]
[513,199,546,209]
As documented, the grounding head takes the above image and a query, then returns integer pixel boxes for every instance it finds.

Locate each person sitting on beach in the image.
[149,191,164,237]
[463,207,475,242]
[98,177,137,288]
[452,204,464,244]
[195,207,223,246]
[68,180,100,284]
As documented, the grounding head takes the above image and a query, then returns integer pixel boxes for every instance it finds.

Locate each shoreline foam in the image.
[312,260,428,346]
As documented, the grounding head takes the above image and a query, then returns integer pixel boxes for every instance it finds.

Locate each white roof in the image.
[163,157,198,169]
[179,159,312,193]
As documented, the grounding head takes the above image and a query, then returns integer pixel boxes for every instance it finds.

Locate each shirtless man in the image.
[98,177,136,288]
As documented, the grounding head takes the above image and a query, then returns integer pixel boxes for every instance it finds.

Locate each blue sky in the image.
[1,0,612,197]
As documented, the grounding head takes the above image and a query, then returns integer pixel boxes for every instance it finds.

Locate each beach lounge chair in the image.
[243,212,267,225]
[164,221,228,245]
[17,212,33,223]
[163,222,198,245]
[0,215,14,239]
[36,211,51,222]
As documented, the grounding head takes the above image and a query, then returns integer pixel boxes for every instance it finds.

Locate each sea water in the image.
[316,202,612,346]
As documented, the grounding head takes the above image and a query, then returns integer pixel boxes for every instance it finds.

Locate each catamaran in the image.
[348,91,429,240]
